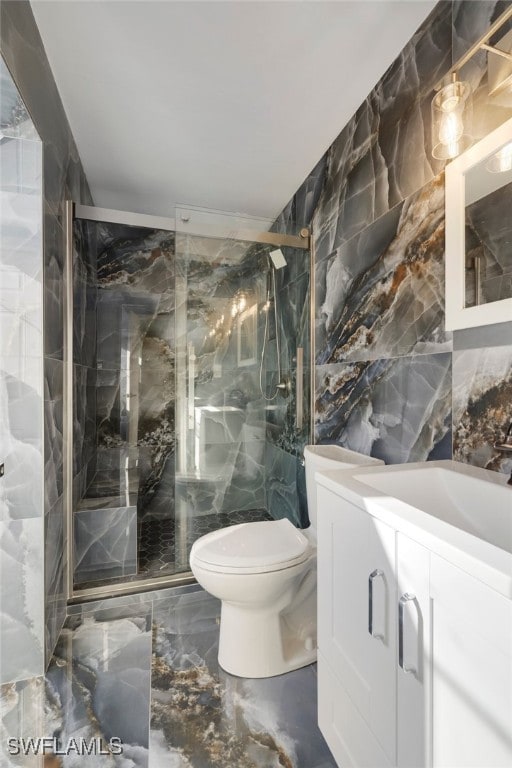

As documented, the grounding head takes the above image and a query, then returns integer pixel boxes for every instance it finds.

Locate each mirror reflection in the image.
[464,142,512,308]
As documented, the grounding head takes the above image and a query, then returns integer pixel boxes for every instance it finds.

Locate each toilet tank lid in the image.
[190,518,310,570]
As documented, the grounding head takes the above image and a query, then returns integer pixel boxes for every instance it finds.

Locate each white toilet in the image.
[189,444,383,678]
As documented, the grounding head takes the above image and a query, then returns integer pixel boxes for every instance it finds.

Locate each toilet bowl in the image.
[190,444,383,678]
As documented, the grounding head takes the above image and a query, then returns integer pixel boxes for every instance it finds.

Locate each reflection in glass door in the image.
[69,204,310,597]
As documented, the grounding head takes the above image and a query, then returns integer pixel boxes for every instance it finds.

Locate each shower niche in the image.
[70,205,310,595]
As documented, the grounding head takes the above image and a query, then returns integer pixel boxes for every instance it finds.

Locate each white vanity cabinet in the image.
[317,485,397,766]
[430,554,512,767]
[317,485,431,768]
[317,473,512,768]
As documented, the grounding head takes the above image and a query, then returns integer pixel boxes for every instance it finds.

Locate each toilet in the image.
[189,444,383,678]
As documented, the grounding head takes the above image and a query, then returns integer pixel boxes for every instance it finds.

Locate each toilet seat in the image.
[190,518,311,574]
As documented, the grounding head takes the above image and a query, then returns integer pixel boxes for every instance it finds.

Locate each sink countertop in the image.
[316,459,512,599]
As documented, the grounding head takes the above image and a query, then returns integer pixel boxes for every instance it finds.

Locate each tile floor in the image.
[43,585,336,768]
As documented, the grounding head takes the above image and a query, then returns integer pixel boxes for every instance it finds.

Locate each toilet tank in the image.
[304,445,384,531]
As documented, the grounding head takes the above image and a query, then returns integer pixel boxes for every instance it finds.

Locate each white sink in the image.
[317,460,512,597]
[352,464,512,554]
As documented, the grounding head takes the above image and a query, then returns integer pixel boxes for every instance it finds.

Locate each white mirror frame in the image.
[445,115,512,330]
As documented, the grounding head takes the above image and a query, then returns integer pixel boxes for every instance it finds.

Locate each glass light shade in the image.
[431,80,472,160]
[486,141,512,172]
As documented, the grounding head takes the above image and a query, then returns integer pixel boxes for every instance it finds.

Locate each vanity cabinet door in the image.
[317,486,397,765]
[430,555,512,768]
[396,533,431,768]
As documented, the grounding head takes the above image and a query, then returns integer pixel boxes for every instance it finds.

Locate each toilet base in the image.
[217,572,317,678]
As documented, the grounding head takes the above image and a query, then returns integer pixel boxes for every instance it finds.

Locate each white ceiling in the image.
[31,0,437,222]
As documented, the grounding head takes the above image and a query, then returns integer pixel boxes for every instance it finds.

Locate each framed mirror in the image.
[445,115,512,330]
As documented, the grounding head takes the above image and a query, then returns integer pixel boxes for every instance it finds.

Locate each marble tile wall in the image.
[72,218,98,507]
[1,0,93,696]
[261,244,311,526]
[273,0,512,478]
[70,223,177,585]
[92,222,175,518]
[0,59,45,692]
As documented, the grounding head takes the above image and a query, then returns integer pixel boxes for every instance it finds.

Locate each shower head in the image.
[269,248,287,270]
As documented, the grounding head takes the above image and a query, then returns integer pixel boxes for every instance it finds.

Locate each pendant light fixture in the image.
[431,73,472,160]
[431,5,512,161]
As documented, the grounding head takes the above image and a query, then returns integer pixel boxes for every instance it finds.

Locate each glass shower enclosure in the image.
[69,204,310,597]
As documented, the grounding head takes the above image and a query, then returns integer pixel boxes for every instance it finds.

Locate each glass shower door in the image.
[174,206,311,570]
[69,202,310,596]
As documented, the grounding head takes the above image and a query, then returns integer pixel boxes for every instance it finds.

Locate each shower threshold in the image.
[70,507,271,603]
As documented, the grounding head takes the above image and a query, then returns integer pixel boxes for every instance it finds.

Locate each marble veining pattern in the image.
[311,2,451,265]
[269,0,512,480]
[151,589,335,768]
[315,353,452,464]
[265,444,307,528]
[0,517,44,684]
[74,503,137,584]
[45,496,65,665]
[0,361,43,524]
[0,675,45,768]
[44,356,63,513]
[46,607,153,767]
[44,211,65,360]
[452,1,512,65]
[316,175,452,365]
[39,587,335,768]
[1,0,94,676]
[453,345,512,474]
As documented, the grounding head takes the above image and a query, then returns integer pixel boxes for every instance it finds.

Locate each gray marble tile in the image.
[316,175,452,365]
[315,353,453,464]
[272,155,327,236]
[151,589,336,768]
[0,517,44,684]
[44,495,65,667]
[73,363,96,478]
[43,210,64,360]
[453,344,512,475]
[0,56,38,140]
[74,504,137,585]
[452,1,512,64]
[312,2,451,266]
[44,356,63,512]
[0,180,43,361]
[453,321,512,351]
[0,360,43,523]
[0,675,45,768]
[265,443,305,528]
[45,609,152,767]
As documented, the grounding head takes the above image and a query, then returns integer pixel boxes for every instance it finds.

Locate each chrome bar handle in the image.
[368,569,384,639]
[296,347,303,431]
[399,592,417,676]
